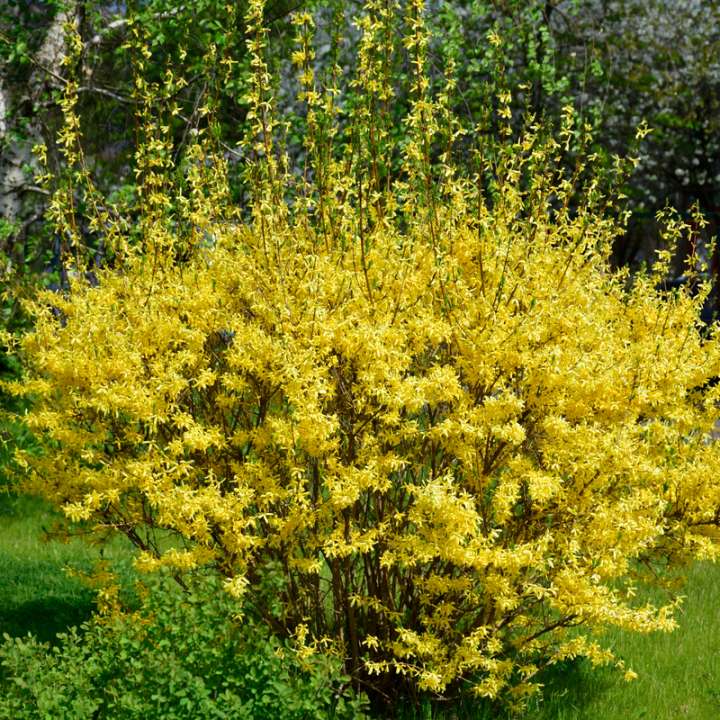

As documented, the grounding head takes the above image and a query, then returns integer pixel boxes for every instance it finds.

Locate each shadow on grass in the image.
[0,493,134,644]
[523,658,615,719]
[0,595,96,644]
[0,547,98,644]
[382,659,608,720]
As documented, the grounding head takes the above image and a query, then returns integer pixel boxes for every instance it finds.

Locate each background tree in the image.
[429,0,720,273]
[0,0,306,323]
[3,0,720,297]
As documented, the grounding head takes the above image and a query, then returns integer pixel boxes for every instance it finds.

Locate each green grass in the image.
[0,493,135,643]
[523,561,720,720]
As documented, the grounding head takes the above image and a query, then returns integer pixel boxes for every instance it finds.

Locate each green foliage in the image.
[0,573,369,720]
[1,349,35,489]
[429,1,573,121]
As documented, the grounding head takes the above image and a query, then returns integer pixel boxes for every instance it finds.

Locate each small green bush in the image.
[0,574,368,720]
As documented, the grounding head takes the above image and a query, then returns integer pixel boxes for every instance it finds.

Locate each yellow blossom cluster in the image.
[9,159,720,701]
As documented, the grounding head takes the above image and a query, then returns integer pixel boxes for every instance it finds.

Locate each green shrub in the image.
[0,574,368,720]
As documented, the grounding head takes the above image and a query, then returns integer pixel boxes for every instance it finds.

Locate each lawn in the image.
[524,560,720,720]
[0,493,135,643]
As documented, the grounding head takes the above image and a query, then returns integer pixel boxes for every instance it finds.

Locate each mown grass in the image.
[1,493,718,718]
[523,560,720,720]
[0,493,135,643]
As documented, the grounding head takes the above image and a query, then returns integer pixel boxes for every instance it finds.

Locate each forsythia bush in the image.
[4,0,720,710]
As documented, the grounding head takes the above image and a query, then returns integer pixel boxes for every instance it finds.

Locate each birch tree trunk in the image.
[0,4,74,272]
